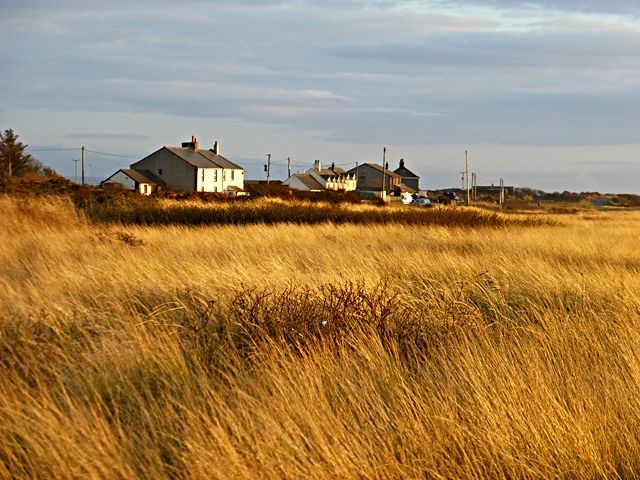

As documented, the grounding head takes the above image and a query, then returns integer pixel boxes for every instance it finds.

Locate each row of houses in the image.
[282,159,419,194]
[102,136,421,195]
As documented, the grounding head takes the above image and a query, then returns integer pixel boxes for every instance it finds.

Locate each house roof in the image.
[196,149,243,170]
[397,183,417,193]
[394,166,419,179]
[106,168,165,185]
[288,173,326,190]
[346,163,401,178]
[162,146,243,170]
[309,167,349,179]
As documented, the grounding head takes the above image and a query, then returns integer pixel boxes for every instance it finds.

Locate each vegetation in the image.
[1,195,640,478]
[0,129,60,183]
[78,195,549,228]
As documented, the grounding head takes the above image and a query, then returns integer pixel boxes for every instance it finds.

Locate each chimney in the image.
[385,162,389,171]
[331,162,335,171]
[212,141,220,155]
[399,158,405,169]
[314,159,321,171]
[181,136,198,151]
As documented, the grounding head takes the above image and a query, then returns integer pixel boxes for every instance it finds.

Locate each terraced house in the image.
[103,137,244,195]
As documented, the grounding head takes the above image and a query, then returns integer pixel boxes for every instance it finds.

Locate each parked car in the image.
[413,197,431,206]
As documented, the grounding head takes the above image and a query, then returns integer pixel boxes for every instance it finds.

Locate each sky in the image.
[1,0,639,193]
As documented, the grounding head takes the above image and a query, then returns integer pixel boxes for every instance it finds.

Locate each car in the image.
[413,197,431,206]
[401,192,414,204]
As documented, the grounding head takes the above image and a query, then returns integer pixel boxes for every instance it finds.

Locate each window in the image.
[201,170,205,181]
[214,170,218,182]
[201,186,204,192]
[158,168,163,175]
[231,170,235,181]
[223,170,226,181]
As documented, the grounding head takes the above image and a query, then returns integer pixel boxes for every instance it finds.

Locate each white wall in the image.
[196,167,245,192]
[105,170,136,190]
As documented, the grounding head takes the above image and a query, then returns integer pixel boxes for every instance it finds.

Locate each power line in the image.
[28,148,79,152]
[85,149,141,159]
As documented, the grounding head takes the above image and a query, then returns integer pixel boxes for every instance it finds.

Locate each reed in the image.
[1,196,638,479]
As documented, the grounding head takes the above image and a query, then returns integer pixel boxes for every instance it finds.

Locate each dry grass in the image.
[78,195,549,228]
[1,196,640,479]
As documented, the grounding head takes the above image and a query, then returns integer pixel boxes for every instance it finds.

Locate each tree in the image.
[0,129,34,182]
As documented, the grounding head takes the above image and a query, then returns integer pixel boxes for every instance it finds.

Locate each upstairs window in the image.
[214,170,218,182]
[201,170,205,181]
[231,170,235,181]
[158,168,163,175]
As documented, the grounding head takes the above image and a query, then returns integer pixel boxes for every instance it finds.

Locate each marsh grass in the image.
[1,196,640,478]
[80,195,549,228]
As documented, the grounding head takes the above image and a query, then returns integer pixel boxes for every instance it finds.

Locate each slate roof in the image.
[346,163,401,178]
[288,173,326,190]
[163,147,243,170]
[108,168,165,185]
[394,166,419,179]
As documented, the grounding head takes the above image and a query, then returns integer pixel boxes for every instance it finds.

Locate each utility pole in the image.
[81,145,86,186]
[72,159,80,183]
[287,157,291,178]
[471,172,477,203]
[465,150,470,205]
[499,177,505,206]
[382,146,386,200]
[265,153,271,183]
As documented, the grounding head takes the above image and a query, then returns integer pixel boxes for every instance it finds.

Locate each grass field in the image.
[1,195,640,479]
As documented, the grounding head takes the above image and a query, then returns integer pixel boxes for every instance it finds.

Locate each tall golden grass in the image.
[1,195,640,478]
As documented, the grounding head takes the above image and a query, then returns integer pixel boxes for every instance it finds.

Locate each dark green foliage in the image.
[0,129,33,181]
[0,129,60,183]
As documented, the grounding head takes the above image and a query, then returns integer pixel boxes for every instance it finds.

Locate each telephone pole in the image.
[465,150,470,205]
[287,157,291,178]
[471,172,477,203]
[81,145,86,186]
[265,153,271,183]
[382,146,386,200]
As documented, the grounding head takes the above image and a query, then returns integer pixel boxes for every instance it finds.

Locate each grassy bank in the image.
[1,196,639,478]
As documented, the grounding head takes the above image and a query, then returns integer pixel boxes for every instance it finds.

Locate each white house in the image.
[103,136,245,194]
[282,173,325,191]
[102,168,164,195]
[306,160,357,191]
[283,160,356,192]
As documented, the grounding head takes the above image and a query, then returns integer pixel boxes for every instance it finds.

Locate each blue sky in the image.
[1,0,639,192]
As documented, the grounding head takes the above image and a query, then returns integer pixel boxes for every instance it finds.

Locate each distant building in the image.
[305,160,357,191]
[102,168,165,195]
[346,163,401,193]
[102,136,245,194]
[283,160,356,192]
[393,159,420,191]
[282,173,326,191]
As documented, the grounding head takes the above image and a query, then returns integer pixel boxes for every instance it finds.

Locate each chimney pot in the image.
[213,141,220,155]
